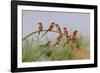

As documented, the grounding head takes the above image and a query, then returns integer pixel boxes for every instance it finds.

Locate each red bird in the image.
[48,22,55,31]
[37,22,43,39]
[53,35,62,47]
[72,30,78,39]
[63,27,68,38]
[55,24,62,36]
[67,30,78,43]
[41,22,55,38]
[63,30,78,47]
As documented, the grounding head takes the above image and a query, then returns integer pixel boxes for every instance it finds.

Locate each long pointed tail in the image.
[37,32,40,39]
[41,30,48,38]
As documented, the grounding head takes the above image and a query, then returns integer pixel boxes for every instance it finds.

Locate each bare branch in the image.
[22,30,64,41]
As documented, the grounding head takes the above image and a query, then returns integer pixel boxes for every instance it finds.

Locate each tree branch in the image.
[22,30,64,41]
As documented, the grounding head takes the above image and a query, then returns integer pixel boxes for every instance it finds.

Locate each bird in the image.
[41,22,55,38]
[63,30,78,48]
[53,35,62,47]
[67,30,78,43]
[37,22,43,39]
[63,27,68,38]
[39,41,51,48]
[72,30,78,39]
[55,24,62,36]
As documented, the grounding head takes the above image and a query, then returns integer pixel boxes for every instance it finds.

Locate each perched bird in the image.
[55,24,62,36]
[63,30,78,47]
[72,30,78,39]
[63,27,68,38]
[41,22,55,38]
[67,30,78,43]
[37,22,43,39]
[53,35,62,47]
[39,41,51,48]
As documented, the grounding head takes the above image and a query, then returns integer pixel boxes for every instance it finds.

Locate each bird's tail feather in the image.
[37,32,40,39]
[41,30,48,39]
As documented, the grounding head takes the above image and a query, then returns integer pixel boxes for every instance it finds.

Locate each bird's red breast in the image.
[55,24,61,32]
[63,27,68,35]
[72,30,78,38]
[48,22,55,30]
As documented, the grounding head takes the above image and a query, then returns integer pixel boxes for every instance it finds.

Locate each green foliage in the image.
[22,34,90,62]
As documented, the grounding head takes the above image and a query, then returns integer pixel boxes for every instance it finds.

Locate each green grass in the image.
[22,34,90,62]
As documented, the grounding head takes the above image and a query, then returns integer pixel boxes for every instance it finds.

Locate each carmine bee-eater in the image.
[55,24,62,36]
[41,22,55,38]
[72,30,78,39]
[53,35,62,47]
[63,27,68,38]
[37,22,43,39]
[67,30,78,43]
[63,30,78,47]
